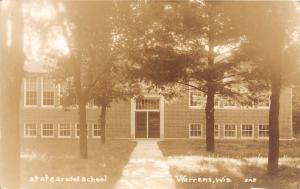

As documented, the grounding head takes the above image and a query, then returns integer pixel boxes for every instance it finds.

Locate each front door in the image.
[148,112,160,138]
[135,111,160,138]
[134,97,160,138]
[135,112,147,138]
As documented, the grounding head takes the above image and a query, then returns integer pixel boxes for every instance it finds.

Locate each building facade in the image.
[20,73,293,140]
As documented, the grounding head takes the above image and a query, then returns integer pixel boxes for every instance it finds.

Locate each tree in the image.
[54,1,140,146]
[233,1,300,175]
[127,1,251,152]
[0,0,24,188]
[293,86,300,138]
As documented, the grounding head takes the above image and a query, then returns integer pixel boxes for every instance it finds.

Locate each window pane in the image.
[190,124,201,137]
[190,91,205,107]
[214,125,219,137]
[25,78,37,105]
[43,78,55,106]
[93,124,101,137]
[224,124,236,137]
[136,98,159,110]
[242,124,253,137]
[259,124,269,137]
[24,123,37,137]
[59,123,71,137]
[42,123,54,137]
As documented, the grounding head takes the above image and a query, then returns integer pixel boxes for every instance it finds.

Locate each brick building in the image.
[21,69,293,140]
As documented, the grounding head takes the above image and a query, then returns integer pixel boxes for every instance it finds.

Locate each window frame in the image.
[135,97,160,111]
[241,123,254,138]
[41,77,55,108]
[24,77,38,107]
[258,123,269,139]
[189,123,202,138]
[92,124,101,138]
[189,90,206,109]
[223,124,237,138]
[75,123,89,138]
[214,124,220,138]
[41,123,55,138]
[58,123,72,138]
[75,123,80,138]
[222,97,238,109]
[24,123,37,138]
[254,96,270,109]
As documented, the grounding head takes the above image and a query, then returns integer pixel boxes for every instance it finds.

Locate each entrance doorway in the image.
[134,97,161,139]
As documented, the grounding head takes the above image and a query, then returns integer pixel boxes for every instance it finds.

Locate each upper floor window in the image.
[254,97,270,108]
[25,77,37,106]
[189,91,206,108]
[222,97,237,108]
[42,78,55,106]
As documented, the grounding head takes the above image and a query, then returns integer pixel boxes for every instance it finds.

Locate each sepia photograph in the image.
[0,0,300,189]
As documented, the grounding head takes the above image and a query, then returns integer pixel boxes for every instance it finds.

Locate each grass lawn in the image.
[20,139,136,189]
[158,139,300,189]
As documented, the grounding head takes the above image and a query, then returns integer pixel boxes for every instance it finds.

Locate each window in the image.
[59,123,71,138]
[254,96,270,108]
[258,124,269,137]
[189,91,206,108]
[87,99,97,108]
[93,124,101,138]
[214,96,221,108]
[136,98,160,110]
[189,123,202,138]
[242,124,254,137]
[224,124,236,138]
[42,123,54,137]
[222,97,237,108]
[76,124,80,138]
[42,78,55,106]
[24,123,37,137]
[76,124,89,138]
[25,77,37,106]
[214,124,219,137]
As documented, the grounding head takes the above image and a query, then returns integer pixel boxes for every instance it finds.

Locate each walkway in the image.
[114,140,176,189]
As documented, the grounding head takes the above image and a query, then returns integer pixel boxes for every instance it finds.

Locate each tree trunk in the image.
[205,88,215,152]
[0,1,23,188]
[100,103,107,144]
[268,72,281,175]
[78,100,88,159]
[205,12,215,153]
[1,91,21,189]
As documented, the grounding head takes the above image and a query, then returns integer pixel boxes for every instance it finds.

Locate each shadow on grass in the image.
[159,140,300,189]
[20,139,136,189]
[167,156,300,189]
